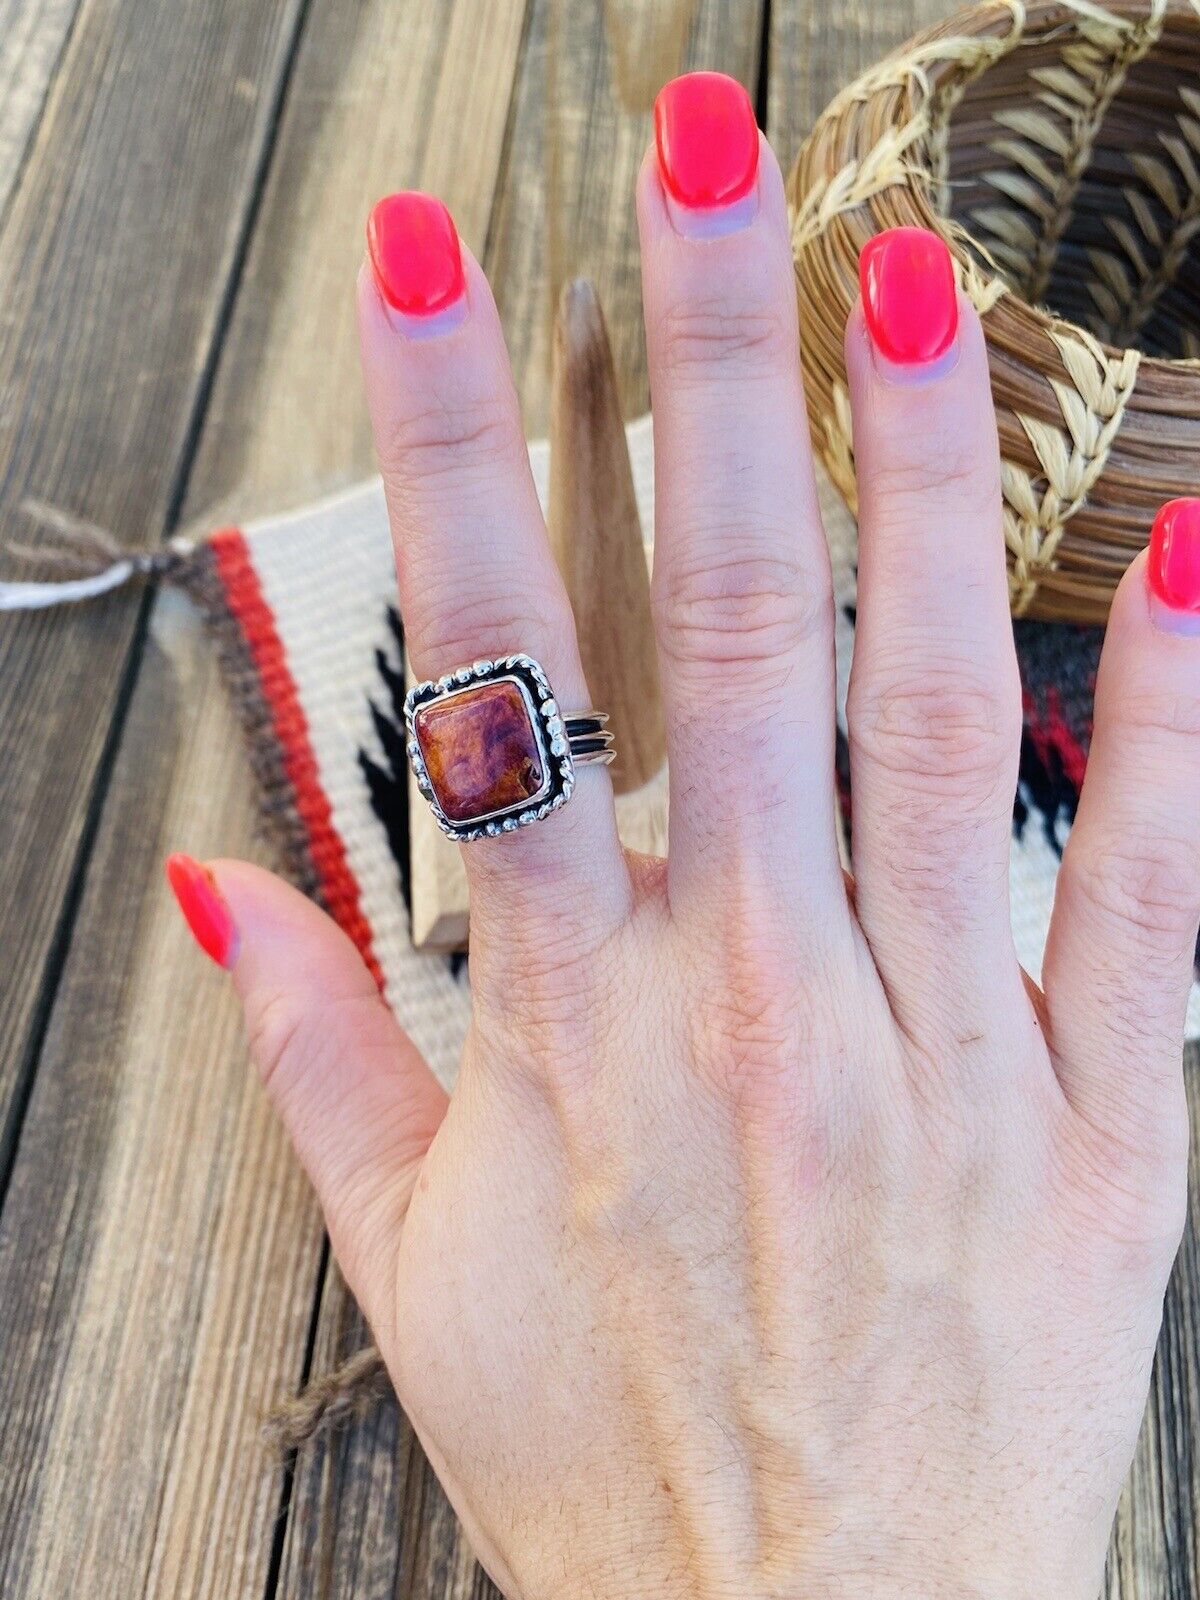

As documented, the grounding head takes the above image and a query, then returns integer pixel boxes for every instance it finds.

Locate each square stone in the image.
[413,677,547,825]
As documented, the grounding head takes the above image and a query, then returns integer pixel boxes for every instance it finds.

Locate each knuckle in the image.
[849,660,1015,798]
[405,584,568,674]
[657,295,791,378]
[248,990,316,1100]
[472,919,626,1090]
[653,546,826,684]
[247,988,376,1107]
[866,442,1000,522]
[1111,688,1200,752]
[1060,833,1200,953]
[380,391,522,490]
[690,949,820,1116]
[1066,1095,1190,1260]
[683,895,834,1106]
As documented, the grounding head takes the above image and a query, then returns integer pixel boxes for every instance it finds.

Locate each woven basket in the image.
[787,0,1200,623]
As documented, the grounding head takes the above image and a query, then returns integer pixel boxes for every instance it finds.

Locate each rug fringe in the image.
[0,500,195,610]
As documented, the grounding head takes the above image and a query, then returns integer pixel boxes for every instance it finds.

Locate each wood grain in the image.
[0,1,527,1597]
[767,0,956,173]
[0,0,306,1180]
[1106,1047,1200,1600]
[278,1262,492,1600]
[548,277,664,794]
[0,0,81,221]
[0,592,322,1597]
[183,0,529,523]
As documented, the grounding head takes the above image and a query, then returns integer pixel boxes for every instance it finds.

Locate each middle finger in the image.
[636,73,847,938]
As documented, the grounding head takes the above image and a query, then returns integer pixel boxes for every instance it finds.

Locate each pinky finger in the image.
[1043,500,1200,1170]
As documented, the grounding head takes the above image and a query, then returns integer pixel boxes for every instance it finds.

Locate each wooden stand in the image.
[408,278,668,951]
[547,278,664,794]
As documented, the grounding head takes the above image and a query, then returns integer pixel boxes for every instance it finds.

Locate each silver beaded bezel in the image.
[404,654,576,841]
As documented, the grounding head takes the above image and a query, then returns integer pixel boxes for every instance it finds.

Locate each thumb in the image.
[165,854,447,1340]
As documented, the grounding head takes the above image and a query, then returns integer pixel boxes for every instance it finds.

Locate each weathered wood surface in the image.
[0,0,307,1176]
[0,0,1197,1596]
[0,0,81,221]
[0,0,526,1594]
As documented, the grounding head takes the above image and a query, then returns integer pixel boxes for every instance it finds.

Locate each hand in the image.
[167,73,1200,1600]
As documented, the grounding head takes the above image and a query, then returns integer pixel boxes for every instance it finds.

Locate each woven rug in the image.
[14,413,1192,1076]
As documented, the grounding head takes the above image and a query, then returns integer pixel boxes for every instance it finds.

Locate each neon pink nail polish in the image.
[1148,498,1200,619]
[366,192,465,318]
[165,854,239,969]
[859,227,958,367]
[654,72,758,228]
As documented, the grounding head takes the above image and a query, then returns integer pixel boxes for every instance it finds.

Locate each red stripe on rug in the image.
[209,527,385,989]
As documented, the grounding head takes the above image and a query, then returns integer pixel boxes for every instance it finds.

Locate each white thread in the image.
[0,560,138,610]
[0,534,195,611]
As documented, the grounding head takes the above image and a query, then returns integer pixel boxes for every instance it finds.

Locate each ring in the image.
[404,653,614,841]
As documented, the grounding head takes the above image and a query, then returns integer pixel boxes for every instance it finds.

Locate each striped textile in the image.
[182,414,1200,1069]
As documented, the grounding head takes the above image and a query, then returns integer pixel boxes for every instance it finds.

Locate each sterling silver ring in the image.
[404,653,614,841]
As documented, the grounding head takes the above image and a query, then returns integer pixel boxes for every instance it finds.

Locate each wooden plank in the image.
[0,592,323,1598]
[183,0,529,522]
[0,0,306,1179]
[766,0,951,167]
[1106,1049,1200,1600]
[277,1263,487,1600]
[0,1,530,1596]
[280,1,763,1593]
[0,0,82,221]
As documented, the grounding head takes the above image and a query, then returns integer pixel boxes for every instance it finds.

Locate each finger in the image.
[843,228,1024,1027]
[359,193,630,948]
[635,75,846,932]
[165,853,447,1344]
[1043,504,1200,1169]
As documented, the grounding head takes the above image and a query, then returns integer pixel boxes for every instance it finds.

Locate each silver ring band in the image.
[564,713,615,766]
[404,653,614,841]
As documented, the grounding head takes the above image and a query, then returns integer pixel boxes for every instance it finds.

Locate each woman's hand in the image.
[168,73,1200,1600]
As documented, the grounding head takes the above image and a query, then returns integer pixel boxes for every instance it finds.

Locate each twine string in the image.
[0,499,194,611]
[264,1346,391,1452]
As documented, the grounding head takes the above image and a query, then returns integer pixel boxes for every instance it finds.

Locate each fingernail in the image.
[860,227,960,382]
[366,191,467,335]
[653,71,759,238]
[165,854,240,969]
[1148,498,1200,635]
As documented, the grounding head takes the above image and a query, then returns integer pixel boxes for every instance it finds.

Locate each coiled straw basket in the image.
[787,0,1200,623]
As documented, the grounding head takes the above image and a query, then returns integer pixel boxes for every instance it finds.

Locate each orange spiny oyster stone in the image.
[414,678,546,824]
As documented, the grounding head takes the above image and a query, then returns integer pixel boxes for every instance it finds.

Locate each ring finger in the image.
[843,228,1025,1036]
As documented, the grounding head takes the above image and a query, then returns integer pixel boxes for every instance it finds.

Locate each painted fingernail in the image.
[653,71,759,238]
[165,854,240,970]
[1148,498,1200,635]
[366,191,467,333]
[860,227,959,381]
